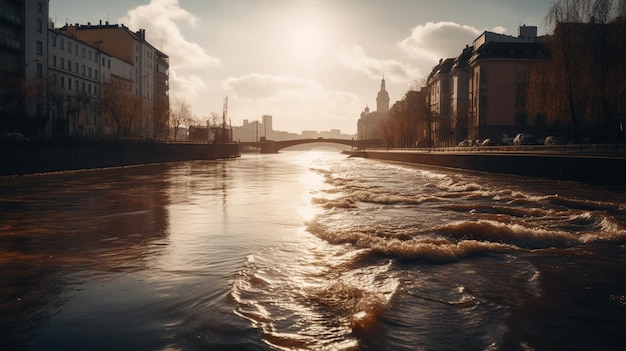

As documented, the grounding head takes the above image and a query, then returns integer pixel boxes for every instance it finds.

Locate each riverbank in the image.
[0,142,240,176]
[351,147,625,187]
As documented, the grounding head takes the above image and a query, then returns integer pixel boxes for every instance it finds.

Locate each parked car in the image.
[4,132,29,142]
[481,138,497,146]
[512,133,538,146]
[544,136,566,145]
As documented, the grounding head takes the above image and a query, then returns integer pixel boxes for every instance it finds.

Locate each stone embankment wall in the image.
[357,149,625,187]
[1,142,240,176]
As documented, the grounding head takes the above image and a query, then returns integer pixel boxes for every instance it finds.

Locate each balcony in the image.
[0,9,21,26]
[0,35,21,51]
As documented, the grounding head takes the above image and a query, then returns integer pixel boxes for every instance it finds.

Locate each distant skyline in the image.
[49,0,554,134]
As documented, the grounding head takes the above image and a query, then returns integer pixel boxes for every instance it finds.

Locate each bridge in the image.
[239,138,380,153]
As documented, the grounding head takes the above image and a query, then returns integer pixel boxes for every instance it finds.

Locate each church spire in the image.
[376,76,390,113]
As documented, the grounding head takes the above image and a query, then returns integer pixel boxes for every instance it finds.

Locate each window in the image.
[82,82,85,93]
[36,19,43,33]
[60,39,64,50]
[107,59,110,69]
[479,89,487,108]
[95,69,98,80]
[37,2,43,13]
[535,113,547,126]
[82,48,85,58]
[516,66,529,82]
[51,74,57,86]
[61,76,65,88]
[75,62,78,72]
[75,44,78,55]
[60,58,64,69]
[68,60,71,71]
[36,41,43,55]
[81,65,85,75]
[479,110,487,126]
[515,113,528,126]
[102,58,105,66]
[88,67,92,78]
[51,36,56,47]
[480,67,487,84]
[68,79,72,90]
[52,55,57,68]
[68,42,71,53]
[36,63,43,78]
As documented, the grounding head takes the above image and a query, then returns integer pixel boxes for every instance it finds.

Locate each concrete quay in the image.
[353,145,626,187]
[1,142,241,176]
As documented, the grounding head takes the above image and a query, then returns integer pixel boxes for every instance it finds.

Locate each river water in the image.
[1,150,625,351]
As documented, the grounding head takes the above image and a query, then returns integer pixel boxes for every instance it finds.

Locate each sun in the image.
[289,21,327,63]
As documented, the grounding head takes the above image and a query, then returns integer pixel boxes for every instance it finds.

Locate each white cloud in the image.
[222,73,321,100]
[397,21,503,62]
[222,73,360,133]
[334,44,422,81]
[120,0,220,98]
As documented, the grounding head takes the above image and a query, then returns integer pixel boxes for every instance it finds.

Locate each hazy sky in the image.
[49,0,553,134]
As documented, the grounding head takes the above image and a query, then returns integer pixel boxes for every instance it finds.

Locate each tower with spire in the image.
[357,76,391,140]
[376,77,390,113]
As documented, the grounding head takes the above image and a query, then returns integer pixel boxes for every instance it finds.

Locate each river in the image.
[1,150,625,350]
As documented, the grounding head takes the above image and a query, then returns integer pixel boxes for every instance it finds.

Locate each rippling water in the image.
[1,151,625,350]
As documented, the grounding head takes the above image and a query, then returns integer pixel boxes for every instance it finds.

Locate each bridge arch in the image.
[239,138,378,153]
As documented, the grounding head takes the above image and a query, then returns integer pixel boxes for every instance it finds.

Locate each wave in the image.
[435,220,578,249]
[307,211,626,263]
[229,241,401,350]
[545,194,625,211]
[307,221,514,262]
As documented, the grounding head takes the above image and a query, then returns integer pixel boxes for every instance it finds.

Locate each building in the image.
[427,25,545,146]
[357,77,390,140]
[1,2,169,140]
[60,23,169,139]
[427,58,455,146]
[0,0,49,137]
[450,46,473,144]
[47,29,112,137]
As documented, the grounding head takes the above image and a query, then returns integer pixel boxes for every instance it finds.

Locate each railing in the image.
[368,144,626,157]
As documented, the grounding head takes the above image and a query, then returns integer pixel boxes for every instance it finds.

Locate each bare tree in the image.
[101,78,143,139]
[533,0,626,142]
[170,98,193,141]
[0,69,23,134]
[154,94,170,141]
[379,87,430,148]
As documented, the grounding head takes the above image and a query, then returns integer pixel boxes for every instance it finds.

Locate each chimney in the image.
[517,25,537,40]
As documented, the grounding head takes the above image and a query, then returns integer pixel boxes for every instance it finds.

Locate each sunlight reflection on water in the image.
[3,150,626,351]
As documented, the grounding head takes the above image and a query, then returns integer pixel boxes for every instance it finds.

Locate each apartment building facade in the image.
[48,29,100,137]
[61,23,169,139]
[0,0,49,136]
[427,25,545,146]
[1,0,169,140]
